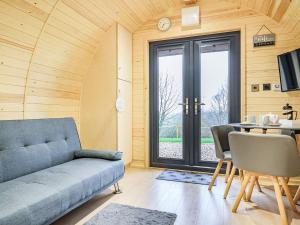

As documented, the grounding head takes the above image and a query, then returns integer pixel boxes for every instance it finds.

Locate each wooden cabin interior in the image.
[1,0,300,225]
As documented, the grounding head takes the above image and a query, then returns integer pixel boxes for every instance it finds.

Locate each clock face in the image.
[157,17,171,31]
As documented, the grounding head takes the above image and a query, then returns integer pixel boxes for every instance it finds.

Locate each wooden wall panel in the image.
[80,23,133,165]
[0,0,103,130]
[117,79,132,164]
[0,0,48,120]
[24,0,103,128]
[0,0,142,137]
[0,0,299,167]
[117,24,133,165]
[131,2,300,167]
[80,23,118,150]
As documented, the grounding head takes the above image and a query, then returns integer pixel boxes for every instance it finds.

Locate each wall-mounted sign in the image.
[253,25,275,48]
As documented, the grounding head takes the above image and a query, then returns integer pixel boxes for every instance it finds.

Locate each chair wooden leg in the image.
[279,177,298,213]
[293,186,300,203]
[246,176,256,202]
[232,174,251,213]
[255,177,262,192]
[239,169,247,200]
[208,160,223,191]
[225,161,232,183]
[272,176,288,225]
[281,177,290,196]
[224,166,236,199]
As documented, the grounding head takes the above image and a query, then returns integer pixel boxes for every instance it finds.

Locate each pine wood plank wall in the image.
[80,23,133,165]
[0,0,103,129]
[131,1,300,167]
[0,0,134,162]
[80,23,118,150]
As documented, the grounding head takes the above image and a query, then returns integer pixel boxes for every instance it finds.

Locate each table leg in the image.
[262,129,267,134]
[244,128,251,133]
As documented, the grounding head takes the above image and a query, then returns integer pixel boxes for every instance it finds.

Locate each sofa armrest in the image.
[74,150,123,161]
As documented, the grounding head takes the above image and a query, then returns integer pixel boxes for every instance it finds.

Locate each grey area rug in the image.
[156,170,215,185]
[84,203,177,225]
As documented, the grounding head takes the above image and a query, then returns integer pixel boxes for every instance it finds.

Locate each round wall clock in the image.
[157,17,171,32]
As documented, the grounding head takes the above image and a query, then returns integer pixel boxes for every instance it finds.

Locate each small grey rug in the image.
[156,170,215,185]
[84,203,177,225]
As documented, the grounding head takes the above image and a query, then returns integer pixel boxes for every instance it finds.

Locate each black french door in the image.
[150,31,240,171]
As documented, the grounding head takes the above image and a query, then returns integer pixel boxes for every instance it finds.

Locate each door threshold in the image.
[150,162,227,174]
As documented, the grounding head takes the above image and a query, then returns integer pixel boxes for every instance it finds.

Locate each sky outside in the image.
[159,51,228,110]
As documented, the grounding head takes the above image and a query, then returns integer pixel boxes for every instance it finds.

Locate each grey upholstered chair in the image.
[209,125,261,198]
[229,132,300,225]
[208,125,235,191]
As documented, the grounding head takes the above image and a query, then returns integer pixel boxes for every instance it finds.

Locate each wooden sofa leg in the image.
[113,182,122,194]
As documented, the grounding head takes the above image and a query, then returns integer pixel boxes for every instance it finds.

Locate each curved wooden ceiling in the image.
[61,0,292,32]
[62,0,183,32]
[225,0,292,22]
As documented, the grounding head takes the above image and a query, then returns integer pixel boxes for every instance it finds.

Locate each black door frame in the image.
[150,41,192,167]
[149,31,241,172]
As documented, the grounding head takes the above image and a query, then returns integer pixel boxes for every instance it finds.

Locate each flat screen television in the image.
[278,48,300,92]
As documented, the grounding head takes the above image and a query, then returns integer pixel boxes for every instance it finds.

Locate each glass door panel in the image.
[199,41,230,162]
[158,47,184,160]
[150,42,191,167]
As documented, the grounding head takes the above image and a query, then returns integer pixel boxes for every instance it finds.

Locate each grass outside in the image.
[159,137,214,144]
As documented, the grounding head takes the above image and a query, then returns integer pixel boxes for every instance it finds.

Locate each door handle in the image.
[178,98,189,115]
[194,98,205,115]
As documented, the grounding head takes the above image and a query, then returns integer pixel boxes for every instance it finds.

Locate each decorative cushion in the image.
[74,150,123,161]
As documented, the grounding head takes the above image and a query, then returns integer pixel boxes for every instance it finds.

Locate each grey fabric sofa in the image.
[0,118,124,225]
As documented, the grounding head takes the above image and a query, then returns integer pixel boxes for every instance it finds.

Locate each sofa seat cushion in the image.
[0,158,124,225]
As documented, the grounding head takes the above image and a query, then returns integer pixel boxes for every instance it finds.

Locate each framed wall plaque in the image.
[253,25,276,47]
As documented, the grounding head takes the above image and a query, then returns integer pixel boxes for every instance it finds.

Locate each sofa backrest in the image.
[0,118,81,183]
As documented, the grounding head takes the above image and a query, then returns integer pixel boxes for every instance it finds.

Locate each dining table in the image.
[229,121,300,151]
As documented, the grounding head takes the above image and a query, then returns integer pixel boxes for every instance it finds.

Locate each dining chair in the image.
[208,125,235,191]
[209,125,261,198]
[228,132,300,225]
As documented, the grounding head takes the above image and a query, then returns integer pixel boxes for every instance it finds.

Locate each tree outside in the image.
[210,85,228,125]
[158,72,180,129]
[158,51,229,161]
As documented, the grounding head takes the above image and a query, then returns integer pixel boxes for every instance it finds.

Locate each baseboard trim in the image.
[130,160,145,168]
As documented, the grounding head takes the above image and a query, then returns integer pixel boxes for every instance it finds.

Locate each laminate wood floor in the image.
[52,168,300,225]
